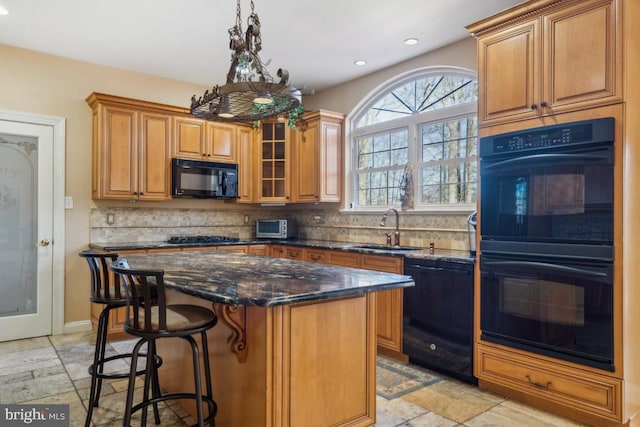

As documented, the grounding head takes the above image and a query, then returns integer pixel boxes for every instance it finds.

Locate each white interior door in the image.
[0,120,54,341]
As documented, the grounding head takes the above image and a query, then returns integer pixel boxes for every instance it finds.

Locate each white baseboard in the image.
[62,320,93,334]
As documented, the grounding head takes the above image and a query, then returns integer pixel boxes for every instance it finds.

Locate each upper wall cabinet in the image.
[470,0,622,127]
[87,93,174,201]
[173,116,237,162]
[292,110,344,203]
[256,120,291,203]
[235,124,255,203]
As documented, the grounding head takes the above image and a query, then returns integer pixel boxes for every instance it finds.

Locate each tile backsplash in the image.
[90,206,474,251]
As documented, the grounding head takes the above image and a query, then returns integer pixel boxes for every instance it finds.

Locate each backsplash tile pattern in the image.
[90,207,473,251]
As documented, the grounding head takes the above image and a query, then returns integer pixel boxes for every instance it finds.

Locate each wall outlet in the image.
[106,213,115,225]
[244,215,249,224]
[64,196,73,209]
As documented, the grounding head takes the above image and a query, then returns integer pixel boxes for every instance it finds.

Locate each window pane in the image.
[391,148,408,165]
[423,143,443,162]
[359,153,372,169]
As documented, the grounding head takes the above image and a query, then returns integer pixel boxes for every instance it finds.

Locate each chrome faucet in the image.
[380,208,400,247]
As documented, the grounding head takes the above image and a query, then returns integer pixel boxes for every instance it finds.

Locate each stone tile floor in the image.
[0,331,587,426]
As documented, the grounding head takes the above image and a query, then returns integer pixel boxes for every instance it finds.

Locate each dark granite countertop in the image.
[118,251,414,307]
[90,239,475,264]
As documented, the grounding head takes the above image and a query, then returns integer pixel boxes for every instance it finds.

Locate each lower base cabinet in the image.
[272,246,405,359]
[158,289,377,427]
[477,343,622,426]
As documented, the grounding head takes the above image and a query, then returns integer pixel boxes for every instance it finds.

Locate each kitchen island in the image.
[119,250,414,427]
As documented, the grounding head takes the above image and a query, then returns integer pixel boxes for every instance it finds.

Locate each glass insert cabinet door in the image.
[260,122,288,199]
[0,120,53,341]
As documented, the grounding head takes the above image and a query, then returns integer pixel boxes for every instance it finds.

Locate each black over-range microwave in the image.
[172,158,238,199]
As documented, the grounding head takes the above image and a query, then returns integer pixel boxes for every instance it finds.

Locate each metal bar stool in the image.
[79,250,162,427]
[110,262,217,427]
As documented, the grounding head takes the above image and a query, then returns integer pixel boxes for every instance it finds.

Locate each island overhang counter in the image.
[117,250,414,427]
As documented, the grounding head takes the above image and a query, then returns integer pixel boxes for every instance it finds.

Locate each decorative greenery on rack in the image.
[252,103,305,130]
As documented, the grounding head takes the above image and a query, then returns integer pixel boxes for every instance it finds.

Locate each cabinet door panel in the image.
[293,122,319,202]
[207,122,236,162]
[360,255,404,356]
[173,116,205,159]
[478,19,540,125]
[104,106,138,198]
[544,0,621,111]
[139,112,171,200]
[236,126,254,203]
[320,121,342,202]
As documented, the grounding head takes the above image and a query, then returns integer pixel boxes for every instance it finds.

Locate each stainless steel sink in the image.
[348,244,423,251]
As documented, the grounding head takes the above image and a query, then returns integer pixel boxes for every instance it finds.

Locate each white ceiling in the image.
[0,0,522,92]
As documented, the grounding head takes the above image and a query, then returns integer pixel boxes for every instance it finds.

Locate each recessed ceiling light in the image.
[0,5,9,15]
[404,38,419,46]
[354,60,367,66]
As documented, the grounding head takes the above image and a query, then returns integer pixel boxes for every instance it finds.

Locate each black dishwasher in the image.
[403,258,476,384]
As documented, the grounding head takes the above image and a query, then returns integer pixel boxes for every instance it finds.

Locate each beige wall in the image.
[0,44,211,325]
[1,35,478,328]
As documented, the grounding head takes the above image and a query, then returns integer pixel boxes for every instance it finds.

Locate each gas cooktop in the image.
[166,235,240,244]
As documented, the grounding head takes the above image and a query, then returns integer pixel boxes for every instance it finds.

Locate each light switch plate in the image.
[64,196,73,209]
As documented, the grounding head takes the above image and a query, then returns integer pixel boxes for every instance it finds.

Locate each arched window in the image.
[348,67,477,211]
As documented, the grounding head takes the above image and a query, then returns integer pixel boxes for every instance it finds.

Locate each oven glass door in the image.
[480,255,613,371]
[480,144,613,245]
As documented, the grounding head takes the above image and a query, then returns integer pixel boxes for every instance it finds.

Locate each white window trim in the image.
[343,66,477,212]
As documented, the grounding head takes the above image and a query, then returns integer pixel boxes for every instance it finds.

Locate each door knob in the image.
[39,239,50,247]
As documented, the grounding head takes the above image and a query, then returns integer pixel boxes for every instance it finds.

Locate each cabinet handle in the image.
[309,254,321,261]
[525,374,552,388]
[540,101,548,108]
[530,104,538,110]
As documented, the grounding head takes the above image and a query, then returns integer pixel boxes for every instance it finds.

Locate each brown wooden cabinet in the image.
[292,110,344,203]
[172,115,206,160]
[360,254,405,359]
[173,116,237,162]
[248,110,344,204]
[87,94,172,201]
[471,0,622,127]
[257,120,291,203]
[467,0,640,424]
[477,343,622,423]
[236,125,255,203]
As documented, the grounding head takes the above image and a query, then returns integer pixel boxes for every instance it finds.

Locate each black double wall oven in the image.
[479,117,615,371]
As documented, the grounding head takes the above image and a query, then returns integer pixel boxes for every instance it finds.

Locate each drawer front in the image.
[361,254,402,273]
[326,251,360,268]
[284,247,305,260]
[477,345,621,420]
[305,249,328,263]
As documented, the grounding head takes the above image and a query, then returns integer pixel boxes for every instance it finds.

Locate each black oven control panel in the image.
[480,117,614,157]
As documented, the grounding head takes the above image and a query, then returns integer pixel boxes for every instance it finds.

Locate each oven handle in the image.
[406,265,471,276]
[483,260,610,280]
[483,152,611,170]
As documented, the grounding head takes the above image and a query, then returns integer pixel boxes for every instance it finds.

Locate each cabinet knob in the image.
[540,101,548,108]
[530,104,538,110]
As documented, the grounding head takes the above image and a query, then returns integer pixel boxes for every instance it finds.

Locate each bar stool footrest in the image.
[88,352,163,380]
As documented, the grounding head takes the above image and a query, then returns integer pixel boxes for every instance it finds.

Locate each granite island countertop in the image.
[90,239,474,264]
[119,250,414,307]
